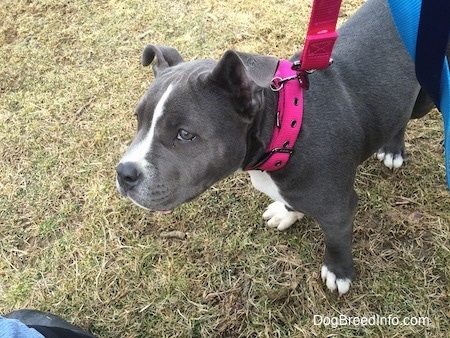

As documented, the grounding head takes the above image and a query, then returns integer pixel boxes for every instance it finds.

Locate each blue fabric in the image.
[442,59,450,190]
[388,0,450,190]
[387,0,421,59]
[416,0,450,110]
[0,317,44,338]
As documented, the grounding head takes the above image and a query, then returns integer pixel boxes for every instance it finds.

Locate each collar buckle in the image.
[251,147,294,171]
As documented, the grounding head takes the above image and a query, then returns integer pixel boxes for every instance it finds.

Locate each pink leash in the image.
[298,0,342,71]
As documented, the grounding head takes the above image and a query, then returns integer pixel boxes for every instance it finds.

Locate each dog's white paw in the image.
[376,150,404,169]
[320,265,351,295]
[262,201,304,231]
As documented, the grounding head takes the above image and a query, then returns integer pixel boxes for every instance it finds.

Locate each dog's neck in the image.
[236,55,307,171]
[225,52,280,170]
[242,86,279,170]
[245,60,305,171]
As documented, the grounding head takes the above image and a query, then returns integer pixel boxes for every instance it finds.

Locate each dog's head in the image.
[116,45,278,211]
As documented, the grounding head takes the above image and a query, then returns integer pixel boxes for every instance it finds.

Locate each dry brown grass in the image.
[1,0,449,337]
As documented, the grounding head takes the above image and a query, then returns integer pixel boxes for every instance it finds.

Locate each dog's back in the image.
[301,0,420,164]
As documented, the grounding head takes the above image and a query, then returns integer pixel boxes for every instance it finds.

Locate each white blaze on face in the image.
[119,84,174,170]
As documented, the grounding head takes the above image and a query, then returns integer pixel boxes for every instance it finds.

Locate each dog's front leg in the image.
[262,201,304,230]
[249,171,304,231]
[316,190,358,295]
[320,229,354,295]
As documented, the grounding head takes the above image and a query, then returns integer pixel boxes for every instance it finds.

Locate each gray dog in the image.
[116,0,440,294]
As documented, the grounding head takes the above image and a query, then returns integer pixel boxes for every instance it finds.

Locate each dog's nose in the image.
[116,162,142,191]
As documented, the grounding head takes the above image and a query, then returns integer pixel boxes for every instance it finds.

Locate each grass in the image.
[0,0,449,337]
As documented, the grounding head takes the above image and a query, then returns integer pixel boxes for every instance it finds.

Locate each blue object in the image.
[0,316,44,338]
[388,0,450,190]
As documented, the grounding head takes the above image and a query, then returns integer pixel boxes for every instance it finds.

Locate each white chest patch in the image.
[247,170,291,208]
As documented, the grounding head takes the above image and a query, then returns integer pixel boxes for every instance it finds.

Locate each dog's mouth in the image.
[116,180,173,213]
[126,194,173,214]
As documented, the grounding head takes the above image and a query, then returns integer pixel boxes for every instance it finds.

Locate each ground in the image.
[0,0,449,337]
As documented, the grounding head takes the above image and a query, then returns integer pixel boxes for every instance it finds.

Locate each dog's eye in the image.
[176,129,196,141]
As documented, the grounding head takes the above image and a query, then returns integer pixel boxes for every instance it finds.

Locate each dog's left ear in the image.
[142,45,184,77]
[210,50,264,121]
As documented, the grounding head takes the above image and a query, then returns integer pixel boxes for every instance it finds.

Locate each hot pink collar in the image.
[246,0,340,171]
[247,60,304,171]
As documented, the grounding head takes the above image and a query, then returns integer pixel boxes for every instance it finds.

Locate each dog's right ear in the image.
[142,45,184,76]
[210,50,264,122]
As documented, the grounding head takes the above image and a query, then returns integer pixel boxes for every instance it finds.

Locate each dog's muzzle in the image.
[116,162,142,195]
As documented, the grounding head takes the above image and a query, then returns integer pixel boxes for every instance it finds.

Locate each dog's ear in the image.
[210,50,264,121]
[142,45,184,76]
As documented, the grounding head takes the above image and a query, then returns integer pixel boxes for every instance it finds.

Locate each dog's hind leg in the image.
[377,88,436,169]
[376,126,407,169]
[410,88,435,119]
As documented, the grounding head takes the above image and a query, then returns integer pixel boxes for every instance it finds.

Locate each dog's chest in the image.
[248,170,290,207]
